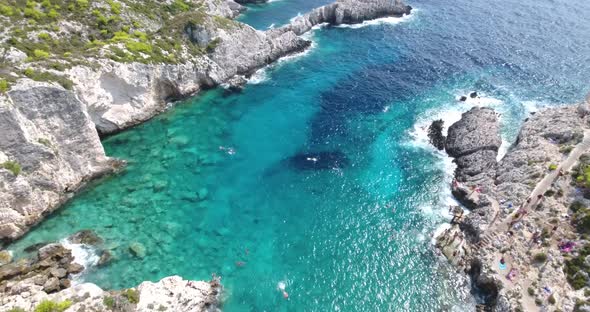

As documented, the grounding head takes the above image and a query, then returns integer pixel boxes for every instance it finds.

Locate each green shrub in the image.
[33,49,50,59]
[0,79,8,93]
[47,8,60,19]
[1,161,21,176]
[168,0,190,12]
[133,31,148,41]
[544,189,555,197]
[38,33,51,40]
[7,308,26,312]
[103,296,115,309]
[34,299,72,312]
[122,289,139,304]
[23,68,73,90]
[126,41,152,54]
[107,0,121,14]
[572,201,586,213]
[535,298,542,306]
[0,4,14,16]
[38,138,52,147]
[533,252,547,263]
[24,68,35,77]
[549,164,558,171]
[527,287,535,296]
[566,244,590,289]
[111,31,130,42]
[561,145,574,155]
[76,0,89,9]
[548,294,556,305]
[24,7,45,20]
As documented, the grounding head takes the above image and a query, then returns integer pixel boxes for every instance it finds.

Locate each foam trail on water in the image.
[60,238,100,283]
[247,69,269,85]
[335,12,415,29]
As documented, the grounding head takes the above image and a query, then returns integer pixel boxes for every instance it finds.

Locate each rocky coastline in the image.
[0,0,412,243]
[0,0,412,311]
[434,95,590,311]
[0,231,221,311]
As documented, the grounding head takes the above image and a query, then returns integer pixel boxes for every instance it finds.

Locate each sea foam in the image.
[60,238,100,283]
[335,12,415,29]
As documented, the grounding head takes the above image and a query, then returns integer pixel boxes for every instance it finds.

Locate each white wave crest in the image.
[60,238,100,283]
[247,68,269,85]
[335,12,414,29]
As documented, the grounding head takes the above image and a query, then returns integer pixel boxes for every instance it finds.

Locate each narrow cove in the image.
[8,0,590,311]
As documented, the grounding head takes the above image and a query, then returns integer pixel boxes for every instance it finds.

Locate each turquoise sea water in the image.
[10,0,590,311]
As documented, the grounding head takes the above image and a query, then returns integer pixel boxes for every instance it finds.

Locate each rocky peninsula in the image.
[434,94,590,311]
[0,0,412,310]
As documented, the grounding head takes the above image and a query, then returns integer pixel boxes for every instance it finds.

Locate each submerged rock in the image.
[97,250,113,267]
[288,151,348,170]
[23,242,48,253]
[68,230,103,246]
[129,242,147,259]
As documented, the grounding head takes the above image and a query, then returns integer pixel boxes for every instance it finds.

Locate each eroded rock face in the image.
[275,0,412,36]
[442,104,588,311]
[0,81,122,242]
[428,119,445,150]
[136,276,220,312]
[0,243,220,312]
[444,107,501,238]
[446,107,501,182]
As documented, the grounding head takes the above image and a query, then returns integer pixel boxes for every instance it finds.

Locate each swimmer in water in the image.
[277,281,289,299]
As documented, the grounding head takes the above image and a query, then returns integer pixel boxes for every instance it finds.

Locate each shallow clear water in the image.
[10,0,590,311]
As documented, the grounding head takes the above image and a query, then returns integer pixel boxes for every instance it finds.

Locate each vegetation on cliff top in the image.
[0,0,238,90]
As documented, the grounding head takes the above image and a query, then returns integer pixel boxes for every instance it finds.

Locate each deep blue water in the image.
[10,0,590,311]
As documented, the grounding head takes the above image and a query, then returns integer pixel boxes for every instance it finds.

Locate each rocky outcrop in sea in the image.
[434,98,590,311]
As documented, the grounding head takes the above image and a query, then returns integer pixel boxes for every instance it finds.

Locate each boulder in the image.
[0,250,13,265]
[446,107,502,158]
[43,277,61,293]
[427,119,445,150]
[67,263,85,274]
[50,267,67,278]
[38,244,68,260]
[68,230,103,245]
[32,274,48,286]
[470,91,478,98]
[198,188,209,200]
[459,96,467,101]
[98,250,113,266]
[129,242,146,259]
